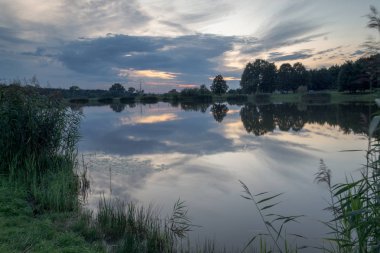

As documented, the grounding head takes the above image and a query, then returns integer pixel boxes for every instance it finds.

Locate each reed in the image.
[0,85,81,212]
[315,114,380,252]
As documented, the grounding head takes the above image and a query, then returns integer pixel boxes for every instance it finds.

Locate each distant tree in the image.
[109,83,125,95]
[199,84,211,95]
[210,75,228,95]
[69,85,80,91]
[240,59,277,94]
[278,63,294,91]
[180,88,200,97]
[292,62,309,92]
[127,87,136,94]
[210,103,229,123]
[168,89,178,94]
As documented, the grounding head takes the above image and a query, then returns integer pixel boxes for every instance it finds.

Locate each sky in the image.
[0,0,378,92]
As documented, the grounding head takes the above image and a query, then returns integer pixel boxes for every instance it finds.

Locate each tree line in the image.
[204,54,379,95]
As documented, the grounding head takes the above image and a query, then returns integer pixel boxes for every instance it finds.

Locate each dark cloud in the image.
[0,26,29,44]
[268,49,314,62]
[55,34,239,80]
[316,46,342,55]
[351,50,365,57]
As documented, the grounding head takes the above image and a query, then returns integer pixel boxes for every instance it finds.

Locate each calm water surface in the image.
[78,102,373,250]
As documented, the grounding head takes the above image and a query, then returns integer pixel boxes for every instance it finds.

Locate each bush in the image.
[0,85,81,211]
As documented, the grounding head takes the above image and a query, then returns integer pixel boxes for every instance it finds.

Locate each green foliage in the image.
[93,197,193,253]
[180,87,213,102]
[240,59,277,94]
[0,86,80,182]
[0,85,81,212]
[210,75,229,95]
[316,152,380,252]
[292,62,310,91]
[109,83,126,96]
[338,55,380,93]
[278,63,294,92]
[309,68,333,91]
[0,180,104,253]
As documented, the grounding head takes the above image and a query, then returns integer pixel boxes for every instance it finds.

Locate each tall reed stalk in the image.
[0,85,81,211]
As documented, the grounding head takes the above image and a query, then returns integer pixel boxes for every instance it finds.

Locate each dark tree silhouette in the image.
[127,87,136,94]
[210,103,229,123]
[292,62,309,91]
[69,85,80,91]
[240,59,277,94]
[109,83,125,95]
[309,68,333,91]
[210,75,229,95]
[278,63,294,92]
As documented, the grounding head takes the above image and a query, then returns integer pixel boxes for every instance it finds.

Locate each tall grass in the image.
[74,196,193,253]
[239,180,305,253]
[0,85,81,211]
[315,117,380,252]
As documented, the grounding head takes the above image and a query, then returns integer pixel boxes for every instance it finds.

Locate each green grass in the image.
[0,180,104,253]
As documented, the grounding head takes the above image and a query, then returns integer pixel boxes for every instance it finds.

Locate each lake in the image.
[77,102,374,251]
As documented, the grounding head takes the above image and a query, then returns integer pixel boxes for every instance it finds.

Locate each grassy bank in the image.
[0,180,104,253]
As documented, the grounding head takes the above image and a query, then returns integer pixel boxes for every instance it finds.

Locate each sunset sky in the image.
[0,0,378,92]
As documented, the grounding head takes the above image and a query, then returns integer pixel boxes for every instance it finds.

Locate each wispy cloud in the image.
[268,49,314,62]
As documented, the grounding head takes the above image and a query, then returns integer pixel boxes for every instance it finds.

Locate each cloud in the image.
[268,49,314,62]
[316,46,343,55]
[119,69,179,80]
[351,49,365,57]
[237,2,326,59]
[54,34,240,83]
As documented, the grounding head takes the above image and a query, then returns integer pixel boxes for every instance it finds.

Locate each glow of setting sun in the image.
[118,69,178,80]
